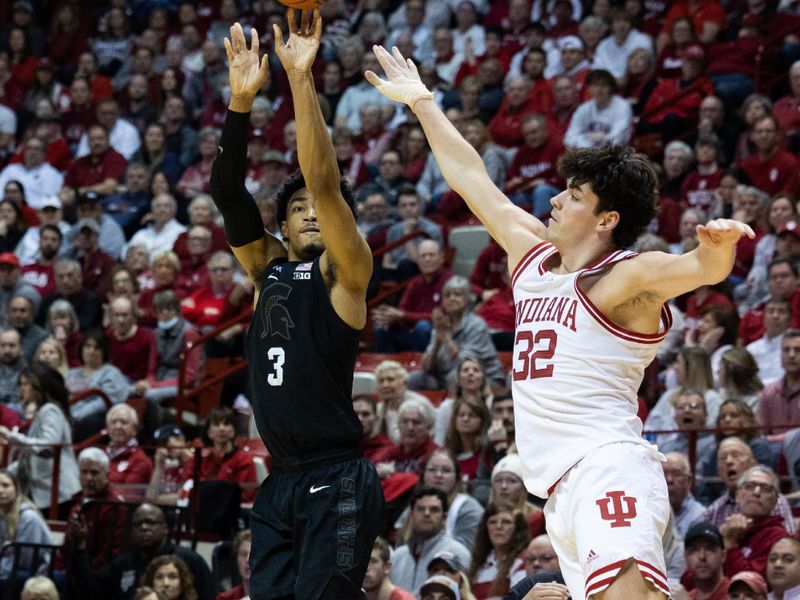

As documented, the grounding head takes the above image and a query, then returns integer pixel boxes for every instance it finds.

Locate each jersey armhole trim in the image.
[511,241,552,288]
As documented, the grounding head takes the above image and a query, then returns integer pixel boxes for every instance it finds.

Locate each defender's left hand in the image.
[274,9,322,74]
[696,219,755,247]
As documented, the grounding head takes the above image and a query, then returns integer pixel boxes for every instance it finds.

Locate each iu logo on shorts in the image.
[596,490,638,528]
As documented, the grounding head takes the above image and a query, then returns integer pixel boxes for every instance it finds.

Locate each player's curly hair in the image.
[558,145,658,249]
[274,169,356,224]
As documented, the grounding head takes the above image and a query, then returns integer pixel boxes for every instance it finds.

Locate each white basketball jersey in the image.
[511,242,672,498]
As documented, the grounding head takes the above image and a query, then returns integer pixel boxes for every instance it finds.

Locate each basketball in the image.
[276,0,320,9]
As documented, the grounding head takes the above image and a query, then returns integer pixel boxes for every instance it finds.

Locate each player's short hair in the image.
[558,145,658,249]
[410,486,449,513]
[274,169,355,224]
[78,446,109,470]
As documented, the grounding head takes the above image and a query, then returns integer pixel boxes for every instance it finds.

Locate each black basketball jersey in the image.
[246,256,364,459]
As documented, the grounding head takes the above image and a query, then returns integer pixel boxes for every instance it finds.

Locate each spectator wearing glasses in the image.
[504,534,569,600]
[721,465,789,578]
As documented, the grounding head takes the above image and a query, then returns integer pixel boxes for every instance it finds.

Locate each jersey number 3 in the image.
[512,330,557,381]
[266,347,285,386]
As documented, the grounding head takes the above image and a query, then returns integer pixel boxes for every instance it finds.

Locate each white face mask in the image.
[157,316,180,330]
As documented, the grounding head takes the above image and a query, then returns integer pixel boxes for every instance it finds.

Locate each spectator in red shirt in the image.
[503,113,565,217]
[176,127,220,200]
[61,76,95,151]
[174,225,212,298]
[487,77,538,148]
[106,296,155,382]
[64,446,126,569]
[74,52,113,104]
[69,218,116,298]
[372,239,452,352]
[105,403,153,500]
[186,407,257,503]
[730,186,767,282]
[657,0,727,51]
[362,537,416,600]
[137,251,183,326]
[520,48,553,116]
[20,224,61,298]
[739,258,799,346]
[379,398,439,476]
[774,61,800,153]
[739,116,800,198]
[61,124,128,207]
[681,135,724,216]
[172,195,228,267]
[215,530,252,600]
[354,394,394,464]
[180,250,251,332]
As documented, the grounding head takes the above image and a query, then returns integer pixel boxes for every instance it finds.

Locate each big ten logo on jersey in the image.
[512,295,577,382]
[293,261,313,280]
[293,272,311,280]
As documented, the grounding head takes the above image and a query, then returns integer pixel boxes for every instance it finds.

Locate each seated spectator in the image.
[489,454,545,539]
[126,194,187,260]
[63,447,126,568]
[408,276,505,391]
[137,251,182,326]
[475,263,514,352]
[721,465,789,578]
[139,554,199,600]
[681,135,724,216]
[658,390,716,465]
[180,251,251,333]
[0,363,80,515]
[468,501,530,599]
[621,48,657,110]
[399,125,429,184]
[502,114,564,218]
[374,360,434,444]
[0,469,52,580]
[703,437,795,535]
[727,571,768,600]
[44,298,82,367]
[66,329,130,442]
[435,356,495,446]
[0,136,63,208]
[564,69,633,148]
[488,392,516,462]
[738,116,800,199]
[774,60,800,152]
[671,522,728,600]
[657,141,694,238]
[0,252,41,328]
[390,487,472,597]
[655,16,694,78]
[104,403,153,500]
[378,398,439,476]
[354,394,394,464]
[132,123,182,184]
[758,330,800,438]
[19,223,62,298]
[686,305,739,386]
[357,190,394,251]
[9,295,48,363]
[37,258,103,332]
[34,336,68,375]
[20,577,59,600]
[61,125,128,208]
[745,197,798,307]
[362,537,416,600]
[102,163,152,238]
[67,192,126,262]
[744,298,791,386]
[145,425,193,505]
[372,239,452,353]
[766,537,800,600]
[442,396,491,483]
[68,218,117,298]
[382,187,443,283]
[132,290,202,406]
[0,327,25,409]
[173,194,227,262]
[487,76,538,148]
[176,128,220,200]
[662,452,706,539]
[124,244,152,293]
[67,502,212,600]
[75,98,141,162]
[107,296,155,382]
[729,186,768,283]
[215,529,252,600]
[182,406,257,504]
[0,198,26,253]
[504,534,568,600]
[715,348,763,413]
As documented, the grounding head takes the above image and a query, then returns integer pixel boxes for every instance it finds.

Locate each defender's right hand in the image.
[224,23,270,101]
[365,45,434,111]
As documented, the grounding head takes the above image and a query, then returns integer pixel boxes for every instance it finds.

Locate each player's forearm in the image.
[287,72,341,196]
[692,241,736,285]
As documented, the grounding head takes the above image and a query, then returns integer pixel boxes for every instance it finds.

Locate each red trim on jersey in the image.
[537,247,560,275]
[573,269,671,345]
[511,241,552,287]
[584,559,669,598]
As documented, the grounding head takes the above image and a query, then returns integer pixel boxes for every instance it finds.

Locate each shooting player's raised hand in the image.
[274,9,322,75]
[224,23,269,107]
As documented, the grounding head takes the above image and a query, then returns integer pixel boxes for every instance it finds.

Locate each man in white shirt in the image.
[593,8,652,82]
[15,196,71,265]
[335,51,396,132]
[0,137,63,208]
[75,98,141,160]
[747,297,791,385]
[767,537,800,600]
[564,69,633,148]
[126,193,187,259]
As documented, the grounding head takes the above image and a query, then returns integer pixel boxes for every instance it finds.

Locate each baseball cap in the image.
[727,571,768,595]
[491,453,524,482]
[39,196,62,210]
[154,425,184,443]
[684,522,723,548]
[0,252,20,267]
[420,575,460,600]
[75,218,101,235]
[427,551,466,574]
[262,149,285,164]
[685,44,705,61]
[77,191,102,205]
[778,220,800,238]
[559,35,584,51]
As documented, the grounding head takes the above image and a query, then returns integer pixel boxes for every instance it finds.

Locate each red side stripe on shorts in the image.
[584,559,669,598]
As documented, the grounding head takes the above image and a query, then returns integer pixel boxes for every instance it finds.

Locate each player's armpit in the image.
[231,234,286,287]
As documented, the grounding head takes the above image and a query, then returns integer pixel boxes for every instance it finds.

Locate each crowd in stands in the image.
[0,0,799,599]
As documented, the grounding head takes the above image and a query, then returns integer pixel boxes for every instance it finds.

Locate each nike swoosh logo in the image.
[218,145,223,154]
[267,275,278,280]
[309,485,330,494]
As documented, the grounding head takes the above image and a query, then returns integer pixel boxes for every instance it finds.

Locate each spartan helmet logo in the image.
[260,282,295,340]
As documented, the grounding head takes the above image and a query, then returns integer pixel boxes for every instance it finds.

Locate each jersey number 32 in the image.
[512,330,557,381]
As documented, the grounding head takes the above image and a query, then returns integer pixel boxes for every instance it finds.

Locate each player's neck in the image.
[552,240,614,273]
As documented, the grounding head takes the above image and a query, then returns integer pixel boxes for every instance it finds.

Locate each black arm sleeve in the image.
[209,110,267,247]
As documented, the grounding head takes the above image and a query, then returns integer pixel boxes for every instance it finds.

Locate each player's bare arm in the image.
[275,9,372,329]
[590,218,755,333]
[216,22,286,295]
[366,45,546,272]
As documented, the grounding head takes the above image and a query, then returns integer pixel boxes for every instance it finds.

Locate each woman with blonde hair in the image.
[20,576,59,600]
[0,469,53,580]
[45,299,81,367]
[138,250,183,326]
[34,337,69,376]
